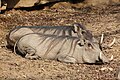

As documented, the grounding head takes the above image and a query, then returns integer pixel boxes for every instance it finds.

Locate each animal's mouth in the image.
[95,55,109,65]
[99,52,113,64]
[95,56,105,64]
[84,60,106,65]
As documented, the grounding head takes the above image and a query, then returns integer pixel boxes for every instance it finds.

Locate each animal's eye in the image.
[81,31,85,34]
[88,43,93,49]
[78,43,84,46]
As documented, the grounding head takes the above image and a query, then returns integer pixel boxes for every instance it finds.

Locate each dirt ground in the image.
[0,4,120,80]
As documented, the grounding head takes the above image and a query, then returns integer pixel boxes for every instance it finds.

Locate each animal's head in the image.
[75,38,111,64]
[82,39,109,64]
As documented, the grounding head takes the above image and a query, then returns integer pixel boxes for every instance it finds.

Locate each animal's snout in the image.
[95,57,103,64]
[96,52,109,64]
[95,56,109,64]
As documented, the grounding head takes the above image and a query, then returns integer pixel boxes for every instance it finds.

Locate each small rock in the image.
[77,70,80,72]
[100,67,108,71]
[100,67,113,71]
[7,14,11,17]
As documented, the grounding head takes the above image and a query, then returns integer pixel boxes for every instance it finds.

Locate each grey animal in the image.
[6,23,97,47]
[16,33,109,64]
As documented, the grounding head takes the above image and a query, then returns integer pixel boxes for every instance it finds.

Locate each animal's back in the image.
[17,33,79,60]
[7,25,76,46]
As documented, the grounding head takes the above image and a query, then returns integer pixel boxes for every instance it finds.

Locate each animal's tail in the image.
[13,39,19,55]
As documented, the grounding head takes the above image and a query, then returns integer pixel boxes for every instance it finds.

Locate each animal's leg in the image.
[58,55,76,63]
[24,47,40,60]
[25,54,40,60]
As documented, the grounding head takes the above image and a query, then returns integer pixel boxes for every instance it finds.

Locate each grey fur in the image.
[16,33,109,64]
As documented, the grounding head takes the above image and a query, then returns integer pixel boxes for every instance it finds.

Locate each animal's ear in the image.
[73,23,87,32]
[73,23,87,34]
[73,23,80,33]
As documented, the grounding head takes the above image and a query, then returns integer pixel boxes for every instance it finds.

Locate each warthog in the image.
[16,33,110,64]
[6,23,97,47]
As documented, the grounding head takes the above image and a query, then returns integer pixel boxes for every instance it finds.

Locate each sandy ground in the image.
[0,4,120,80]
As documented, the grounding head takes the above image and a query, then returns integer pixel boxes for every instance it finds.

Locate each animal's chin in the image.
[83,58,109,65]
[82,57,106,65]
[83,61,97,65]
[83,61,105,65]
